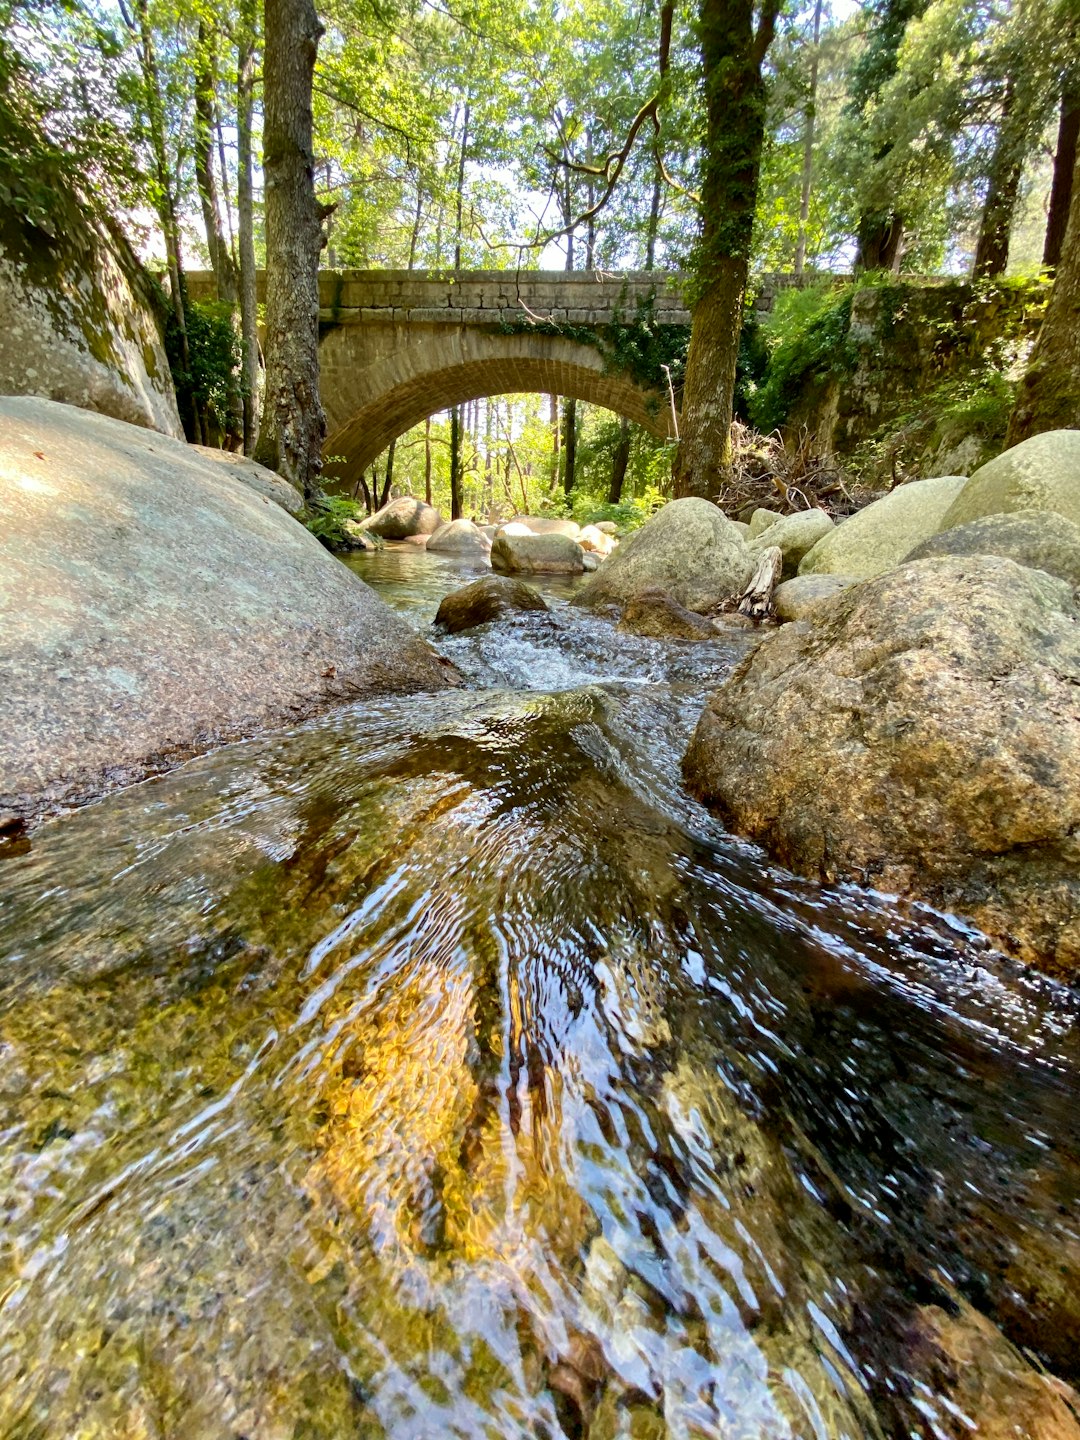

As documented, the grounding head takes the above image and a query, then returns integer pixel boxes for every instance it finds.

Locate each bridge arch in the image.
[319,324,676,490]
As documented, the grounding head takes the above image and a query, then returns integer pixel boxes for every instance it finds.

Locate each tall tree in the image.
[1006,142,1080,442]
[236,0,260,452]
[673,0,780,498]
[1044,63,1079,270]
[253,0,328,499]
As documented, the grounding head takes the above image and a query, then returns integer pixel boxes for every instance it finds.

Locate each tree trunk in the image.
[645,166,662,270]
[855,212,904,272]
[973,79,1025,280]
[1045,69,1080,270]
[450,406,463,518]
[237,0,260,455]
[549,393,560,491]
[424,416,433,505]
[1006,144,1080,443]
[672,0,778,501]
[563,398,577,498]
[194,23,238,302]
[381,437,396,508]
[608,416,631,504]
[794,0,823,277]
[252,0,327,500]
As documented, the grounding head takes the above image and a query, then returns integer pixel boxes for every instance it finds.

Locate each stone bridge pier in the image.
[188,268,691,490]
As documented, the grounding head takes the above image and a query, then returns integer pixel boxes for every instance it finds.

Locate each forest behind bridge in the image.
[1,0,1077,516]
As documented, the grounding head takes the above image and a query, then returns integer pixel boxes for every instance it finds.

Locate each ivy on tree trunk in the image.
[673,0,779,502]
[253,0,328,500]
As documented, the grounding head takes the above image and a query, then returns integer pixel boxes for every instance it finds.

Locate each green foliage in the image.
[570,485,667,531]
[164,299,242,428]
[746,281,856,432]
[302,493,366,549]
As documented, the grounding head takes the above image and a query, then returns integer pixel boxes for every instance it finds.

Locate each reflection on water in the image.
[1,551,1078,1438]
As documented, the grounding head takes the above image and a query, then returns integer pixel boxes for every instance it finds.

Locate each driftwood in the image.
[736,545,783,621]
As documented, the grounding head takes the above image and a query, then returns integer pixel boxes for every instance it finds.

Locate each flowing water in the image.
[1,546,1079,1439]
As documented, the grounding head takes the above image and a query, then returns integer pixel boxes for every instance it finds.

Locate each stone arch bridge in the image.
[187,269,691,490]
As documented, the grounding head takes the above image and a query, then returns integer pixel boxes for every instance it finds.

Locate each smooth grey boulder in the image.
[684,555,1080,978]
[364,495,442,538]
[575,498,754,614]
[491,531,584,575]
[0,399,453,827]
[748,508,833,578]
[426,518,492,555]
[772,574,857,622]
[798,475,967,578]
[748,508,782,539]
[939,430,1080,532]
[191,445,303,514]
[434,574,549,633]
[904,508,1080,587]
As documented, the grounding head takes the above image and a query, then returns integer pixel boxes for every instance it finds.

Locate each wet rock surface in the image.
[434,573,549,632]
[685,555,1080,976]
[617,587,721,639]
[0,399,452,827]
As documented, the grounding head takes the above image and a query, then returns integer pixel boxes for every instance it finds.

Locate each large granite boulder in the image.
[577,524,617,556]
[0,399,452,828]
[798,475,967,578]
[748,508,782,539]
[426,518,492,555]
[434,574,549,633]
[191,445,303,514]
[684,555,1080,978]
[0,192,182,440]
[491,531,584,575]
[364,495,442,538]
[748,508,833,578]
[905,509,1080,587]
[939,430,1080,532]
[575,498,754,614]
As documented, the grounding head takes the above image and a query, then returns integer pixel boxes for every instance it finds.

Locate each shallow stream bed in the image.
[1,545,1078,1438]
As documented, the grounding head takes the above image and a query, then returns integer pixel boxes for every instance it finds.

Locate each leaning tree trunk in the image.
[253,0,327,500]
[1045,68,1080,270]
[672,0,779,502]
[608,416,632,503]
[1006,144,1080,443]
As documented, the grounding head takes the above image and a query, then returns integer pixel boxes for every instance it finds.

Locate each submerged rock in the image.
[0,398,453,827]
[491,531,584,575]
[426,517,492,555]
[940,429,1080,531]
[433,574,549,633]
[617,588,719,640]
[905,508,1080,587]
[364,494,442,538]
[748,508,833,578]
[798,474,967,578]
[575,497,753,614]
[684,555,1080,977]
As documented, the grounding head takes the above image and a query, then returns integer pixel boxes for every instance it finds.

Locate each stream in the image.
[1,544,1078,1438]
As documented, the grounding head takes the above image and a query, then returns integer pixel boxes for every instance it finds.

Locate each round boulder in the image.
[748,508,833,578]
[575,498,754,614]
[504,515,580,538]
[904,508,1080,587]
[939,429,1080,532]
[364,495,442,539]
[772,573,857,622]
[434,574,549,633]
[748,508,782,539]
[798,475,967,579]
[491,531,585,575]
[0,398,453,828]
[578,524,617,556]
[684,555,1080,978]
[426,518,492,555]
